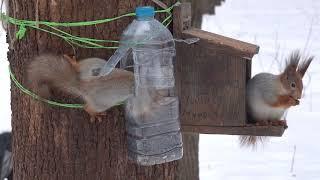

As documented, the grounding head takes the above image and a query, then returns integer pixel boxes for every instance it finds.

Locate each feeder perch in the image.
[173,3,286,136]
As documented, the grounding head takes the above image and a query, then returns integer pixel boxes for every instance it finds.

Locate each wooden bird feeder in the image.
[173,3,286,136]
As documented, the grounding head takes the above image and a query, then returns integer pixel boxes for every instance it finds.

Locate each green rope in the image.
[9,67,125,108]
[0,2,180,49]
[9,67,84,108]
[4,1,180,109]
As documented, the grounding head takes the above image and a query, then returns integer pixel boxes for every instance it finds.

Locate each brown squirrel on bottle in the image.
[27,54,135,122]
[240,50,314,147]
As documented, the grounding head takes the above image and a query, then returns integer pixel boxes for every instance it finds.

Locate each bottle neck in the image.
[136,16,154,21]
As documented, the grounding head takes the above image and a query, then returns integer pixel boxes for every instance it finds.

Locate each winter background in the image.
[0,0,319,179]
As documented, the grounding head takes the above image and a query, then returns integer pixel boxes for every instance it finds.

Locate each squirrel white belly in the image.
[246,73,288,122]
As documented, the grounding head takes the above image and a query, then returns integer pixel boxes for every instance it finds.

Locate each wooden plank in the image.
[182,125,286,137]
[182,29,259,58]
[173,5,200,180]
[152,0,168,9]
[176,32,247,127]
[246,59,252,82]
[173,2,192,37]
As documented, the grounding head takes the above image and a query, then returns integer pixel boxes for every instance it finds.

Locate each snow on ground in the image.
[200,0,320,179]
[0,25,10,133]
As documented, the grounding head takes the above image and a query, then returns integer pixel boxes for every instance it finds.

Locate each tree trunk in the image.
[176,133,199,180]
[7,0,179,180]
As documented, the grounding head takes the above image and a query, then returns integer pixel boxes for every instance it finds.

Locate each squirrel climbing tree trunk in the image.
[7,0,181,179]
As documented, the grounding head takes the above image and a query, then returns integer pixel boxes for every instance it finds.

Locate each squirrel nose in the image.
[296,92,302,99]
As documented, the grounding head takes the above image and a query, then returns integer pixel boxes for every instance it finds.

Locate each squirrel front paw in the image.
[288,96,300,106]
[268,120,288,129]
[271,95,300,108]
[253,120,268,126]
[84,105,106,123]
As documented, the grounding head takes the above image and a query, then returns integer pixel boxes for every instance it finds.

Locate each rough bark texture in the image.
[7,0,180,180]
[176,133,199,180]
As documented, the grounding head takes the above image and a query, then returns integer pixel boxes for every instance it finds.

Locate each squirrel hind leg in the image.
[246,116,268,126]
[254,120,268,126]
[27,79,52,99]
[246,112,263,125]
[268,119,288,128]
[36,83,51,98]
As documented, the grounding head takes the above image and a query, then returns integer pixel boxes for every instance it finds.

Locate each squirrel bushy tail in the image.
[27,54,81,98]
[239,135,269,149]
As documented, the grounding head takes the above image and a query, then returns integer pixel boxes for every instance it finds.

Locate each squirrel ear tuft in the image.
[297,56,314,78]
[285,50,301,72]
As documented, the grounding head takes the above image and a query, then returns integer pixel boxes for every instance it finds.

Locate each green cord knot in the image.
[0,2,178,47]
[16,24,27,40]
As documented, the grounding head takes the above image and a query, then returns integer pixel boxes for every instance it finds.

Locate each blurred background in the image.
[1,0,319,179]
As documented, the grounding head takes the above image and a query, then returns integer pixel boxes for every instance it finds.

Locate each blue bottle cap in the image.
[135,6,155,18]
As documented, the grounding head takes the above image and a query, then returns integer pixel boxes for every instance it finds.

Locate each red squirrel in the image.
[240,50,314,147]
[27,54,135,122]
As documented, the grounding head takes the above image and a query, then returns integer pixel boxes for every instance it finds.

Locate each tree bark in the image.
[8,0,179,180]
[176,133,199,180]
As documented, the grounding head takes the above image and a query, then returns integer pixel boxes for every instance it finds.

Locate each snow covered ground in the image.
[0,0,319,179]
[0,25,10,132]
[200,0,320,179]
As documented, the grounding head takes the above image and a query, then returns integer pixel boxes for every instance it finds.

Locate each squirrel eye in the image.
[291,82,296,88]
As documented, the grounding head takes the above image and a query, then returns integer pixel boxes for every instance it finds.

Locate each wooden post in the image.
[173,3,199,180]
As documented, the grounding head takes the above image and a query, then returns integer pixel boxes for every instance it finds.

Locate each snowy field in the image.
[0,24,10,132]
[0,0,319,179]
[200,0,320,179]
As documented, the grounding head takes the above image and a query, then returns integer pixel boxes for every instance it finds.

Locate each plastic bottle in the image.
[105,6,183,166]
